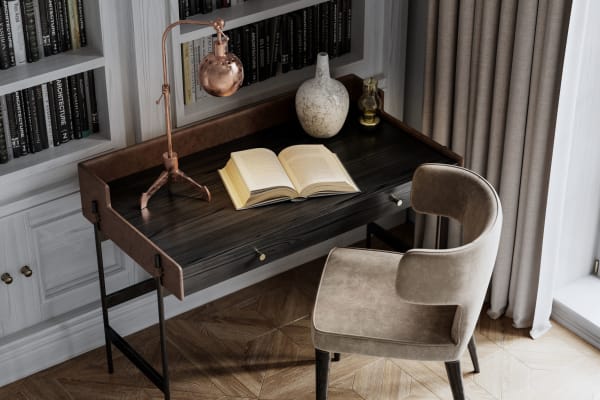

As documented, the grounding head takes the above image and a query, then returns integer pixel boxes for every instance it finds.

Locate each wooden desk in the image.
[78,75,460,399]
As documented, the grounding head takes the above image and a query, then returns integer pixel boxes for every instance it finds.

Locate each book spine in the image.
[280,15,289,74]
[292,12,302,70]
[241,25,250,85]
[249,23,258,84]
[87,70,99,132]
[37,0,51,56]
[329,0,338,57]
[301,8,307,68]
[67,0,79,49]
[178,0,185,19]
[63,76,73,140]
[257,20,266,81]
[77,72,89,137]
[24,87,43,152]
[2,1,14,66]
[47,0,58,54]
[0,96,12,161]
[202,0,212,13]
[6,0,25,65]
[33,85,48,149]
[20,0,39,62]
[344,0,351,53]
[41,83,54,147]
[269,16,280,77]
[192,38,201,101]
[319,1,329,54]
[306,7,314,66]
[0,97,8,163]
[55,0,70,51]
[76,0,85,46]
[0,2,10,69]
[54,78,70,143]
[264,19,271,80]
[68,74,81,139]
[181,42,191,105]
[336,0,343,56]
[14,91,29,155]
[46,81,60,145]
[32,0,44,57]
[4,93,20,157]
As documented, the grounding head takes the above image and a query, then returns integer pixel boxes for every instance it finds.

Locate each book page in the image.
[278,145,358,196]
[231,148,295,194]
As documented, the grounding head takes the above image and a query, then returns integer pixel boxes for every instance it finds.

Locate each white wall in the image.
[541,0,600,289]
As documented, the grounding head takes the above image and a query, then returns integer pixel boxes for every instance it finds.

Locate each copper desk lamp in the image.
[140,18,244,209]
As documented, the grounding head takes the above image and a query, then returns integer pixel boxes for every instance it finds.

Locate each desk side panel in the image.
[78,164,185,300]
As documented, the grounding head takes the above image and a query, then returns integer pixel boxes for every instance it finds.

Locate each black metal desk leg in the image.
[155,255,171,400]
[92,201,114,374]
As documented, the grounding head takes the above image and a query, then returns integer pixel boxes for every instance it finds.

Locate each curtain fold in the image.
[420,0,571,335]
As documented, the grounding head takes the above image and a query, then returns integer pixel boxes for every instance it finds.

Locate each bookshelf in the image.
[0,0,129,211]
[168,0,381,127]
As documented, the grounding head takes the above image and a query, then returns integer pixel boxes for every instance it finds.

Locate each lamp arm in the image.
[159,18,226,158]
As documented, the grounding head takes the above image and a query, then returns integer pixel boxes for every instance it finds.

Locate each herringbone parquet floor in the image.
[2,257,600,400]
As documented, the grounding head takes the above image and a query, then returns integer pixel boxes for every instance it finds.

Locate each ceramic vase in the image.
[295,53,349,138]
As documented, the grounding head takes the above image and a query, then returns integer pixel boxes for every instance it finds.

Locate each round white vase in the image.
[295,53,349,138]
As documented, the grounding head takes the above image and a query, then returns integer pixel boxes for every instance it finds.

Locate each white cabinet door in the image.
[25,193,136,320]
[0,215,42,337]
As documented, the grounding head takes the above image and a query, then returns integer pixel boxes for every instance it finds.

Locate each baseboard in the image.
[552,299,600,350]
[0,214,405,387]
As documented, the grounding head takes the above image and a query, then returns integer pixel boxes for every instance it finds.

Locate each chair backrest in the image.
[396,163,502,347]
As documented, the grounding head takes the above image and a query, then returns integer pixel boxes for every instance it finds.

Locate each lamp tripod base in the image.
[140,152,211,210]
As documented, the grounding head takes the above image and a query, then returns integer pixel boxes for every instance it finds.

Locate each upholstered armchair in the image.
[311,163,503,400]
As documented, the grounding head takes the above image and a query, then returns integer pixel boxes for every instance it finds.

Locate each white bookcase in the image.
[167,0,383,127]
[0,0,130,214]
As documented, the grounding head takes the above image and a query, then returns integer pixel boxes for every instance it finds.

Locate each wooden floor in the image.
[3,258,600,400]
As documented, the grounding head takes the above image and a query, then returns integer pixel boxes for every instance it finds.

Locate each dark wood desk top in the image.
[79,75,461,300]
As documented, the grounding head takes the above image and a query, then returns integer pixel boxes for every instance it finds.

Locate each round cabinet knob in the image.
[1,273,13,285]
[20,265,33,277]
[253,247,267,262]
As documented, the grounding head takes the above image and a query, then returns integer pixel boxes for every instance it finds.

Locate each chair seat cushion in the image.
[312,247,460,361]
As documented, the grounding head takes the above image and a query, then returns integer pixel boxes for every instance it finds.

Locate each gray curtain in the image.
[418,0,571,333]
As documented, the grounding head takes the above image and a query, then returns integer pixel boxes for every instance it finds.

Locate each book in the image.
[0,2,10,69]
[4,92,20,156]
[218,144,359,210]
[181,42,192,105]
[76,0,86,46]
[67,74,81,138]
[67,0,79,49]
[53,77,71,143]
[87,70,99,132]
[41,83,54,146]
[2,1,15,66]
[0,96,12,161]
[6,0,25,65]
[13,91,29,155]
[23,87,43,152]
[46,80,61,145]
[76,72,89,137]
[20,0,39,62]
[0,98,8,163]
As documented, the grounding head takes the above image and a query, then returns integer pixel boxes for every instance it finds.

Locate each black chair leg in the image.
[332,353,341,362]
[445,360,465,400]
[468,335,480,373]
[316,349,331,400]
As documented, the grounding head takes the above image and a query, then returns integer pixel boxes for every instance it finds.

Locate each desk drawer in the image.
[183,182,412,294]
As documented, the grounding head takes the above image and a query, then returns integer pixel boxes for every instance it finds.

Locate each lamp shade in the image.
[199,37,244,97]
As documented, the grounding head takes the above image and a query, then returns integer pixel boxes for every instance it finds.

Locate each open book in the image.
[218,144,360,210]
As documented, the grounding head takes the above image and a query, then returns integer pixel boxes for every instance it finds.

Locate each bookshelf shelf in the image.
[0,135,113,179]
[171,0,378,129]
[0,48,105,97]
[179,0,326,42]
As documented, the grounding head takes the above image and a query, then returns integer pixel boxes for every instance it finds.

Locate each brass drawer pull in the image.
[389,194,404,207]
[1,273,13,285]
[253,247,267,262]
[20,266,33,277]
